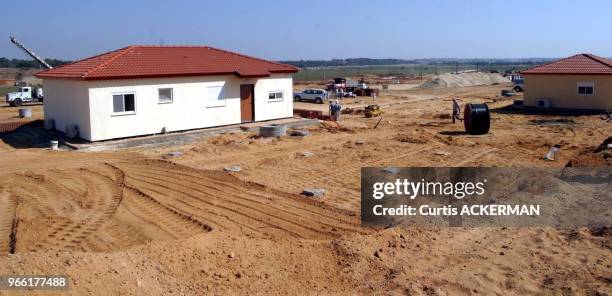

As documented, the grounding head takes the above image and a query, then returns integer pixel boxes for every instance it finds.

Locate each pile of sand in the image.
[419,72,509,89]
[566,137,612,167]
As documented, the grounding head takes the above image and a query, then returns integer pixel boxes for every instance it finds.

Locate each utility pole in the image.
[489,60,493,73]
[476,63,479,72]
[455,61,458,74]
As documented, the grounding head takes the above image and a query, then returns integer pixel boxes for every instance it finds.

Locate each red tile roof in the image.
[36,46,298,80]
[521,53,612,75]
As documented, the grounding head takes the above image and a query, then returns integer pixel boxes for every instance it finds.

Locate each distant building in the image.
[35,46,298,141]
[521,54,612,111]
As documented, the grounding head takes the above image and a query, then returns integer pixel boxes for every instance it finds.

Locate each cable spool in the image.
[463,103,490,135]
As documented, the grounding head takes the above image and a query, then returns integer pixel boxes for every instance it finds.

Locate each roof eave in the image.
[37,69,298,81]
[35,74,85,80]
[521,72,612,75]
[270,69,299,74]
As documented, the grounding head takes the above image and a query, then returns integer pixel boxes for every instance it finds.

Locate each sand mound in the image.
[419,72,509,89]
[566,137,612,167]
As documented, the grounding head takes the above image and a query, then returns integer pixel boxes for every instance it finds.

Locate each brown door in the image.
[240,84,254,122]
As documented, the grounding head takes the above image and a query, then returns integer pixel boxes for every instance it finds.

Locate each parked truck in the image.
[328,78,367,91]
[6,86,44,106]
[512,77,524,92]
[327,77,378,97]
[346,79,367,89]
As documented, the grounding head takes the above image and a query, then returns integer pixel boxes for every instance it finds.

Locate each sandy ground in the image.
[0,102,44,124]
[0,68,42,86]
[0,83,610,295]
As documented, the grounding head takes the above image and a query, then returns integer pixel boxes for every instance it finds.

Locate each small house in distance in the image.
[521,54,612,111]
[35,46,298,141]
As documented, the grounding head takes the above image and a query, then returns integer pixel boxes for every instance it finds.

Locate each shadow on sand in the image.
[0,120,58,149]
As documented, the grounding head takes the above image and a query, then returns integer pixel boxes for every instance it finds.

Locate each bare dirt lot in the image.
[0,103,44,124]
[0,82,610,295]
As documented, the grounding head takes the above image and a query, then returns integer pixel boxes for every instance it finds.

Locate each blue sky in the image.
[2,0,612,60]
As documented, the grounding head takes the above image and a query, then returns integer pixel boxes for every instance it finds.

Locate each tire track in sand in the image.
[0,192,18,254]
[116,160,364,239]
[125,166,359,227]
[42,167,123,251]
[1,158,366,253]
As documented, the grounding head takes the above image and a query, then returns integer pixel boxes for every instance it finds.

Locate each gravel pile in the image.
[419,72,509,89]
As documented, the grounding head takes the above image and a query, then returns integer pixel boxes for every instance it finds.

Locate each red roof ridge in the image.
[35,46,128,77]
[82,46,134,78]
[109,45,297,70]
[204,46,298,71]
[129,45,217,49]
[521,53,612,75]
[526,53,582,71]
[128,44,299,73]
[35,45,298,80]
[582,53,612,68]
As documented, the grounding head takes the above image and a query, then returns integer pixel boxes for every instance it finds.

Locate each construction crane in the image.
[9,36,53,69]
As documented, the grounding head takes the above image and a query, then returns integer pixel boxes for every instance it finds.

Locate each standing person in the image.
[333,100,342,121]
[329,100,335,120]
[452,98,461,123]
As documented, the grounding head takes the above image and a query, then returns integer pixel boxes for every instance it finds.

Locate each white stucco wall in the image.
[43,74,293,141]
[253,75,294,121]
[42,79,92,140]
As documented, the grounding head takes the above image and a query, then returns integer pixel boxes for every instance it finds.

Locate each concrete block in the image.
[167,151,183,157]
[302,188,325,197]
[289,130,310,137]
[259,124,287,137]
[224,165,242,172]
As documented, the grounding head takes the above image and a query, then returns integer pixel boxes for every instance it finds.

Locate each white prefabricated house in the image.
[35,46,298,141]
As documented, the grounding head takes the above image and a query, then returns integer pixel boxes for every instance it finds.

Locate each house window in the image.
[158,88,173,103]
[268,91,284,101]
[112,93,135,114]
[206,85,226,107]
[577,82,594,96]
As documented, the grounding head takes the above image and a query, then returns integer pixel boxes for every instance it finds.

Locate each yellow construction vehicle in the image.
[364,104,383,118]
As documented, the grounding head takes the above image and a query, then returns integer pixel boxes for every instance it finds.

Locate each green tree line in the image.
[280,58,555,68]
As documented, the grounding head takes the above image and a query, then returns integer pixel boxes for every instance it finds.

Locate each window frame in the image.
[577,82,594,96]
[205,85,226,108]
[111,92,136,116]
[158,88,174,104]
[268,90,284,102]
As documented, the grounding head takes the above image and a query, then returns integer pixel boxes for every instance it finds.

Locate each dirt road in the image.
[0,102,43,122]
